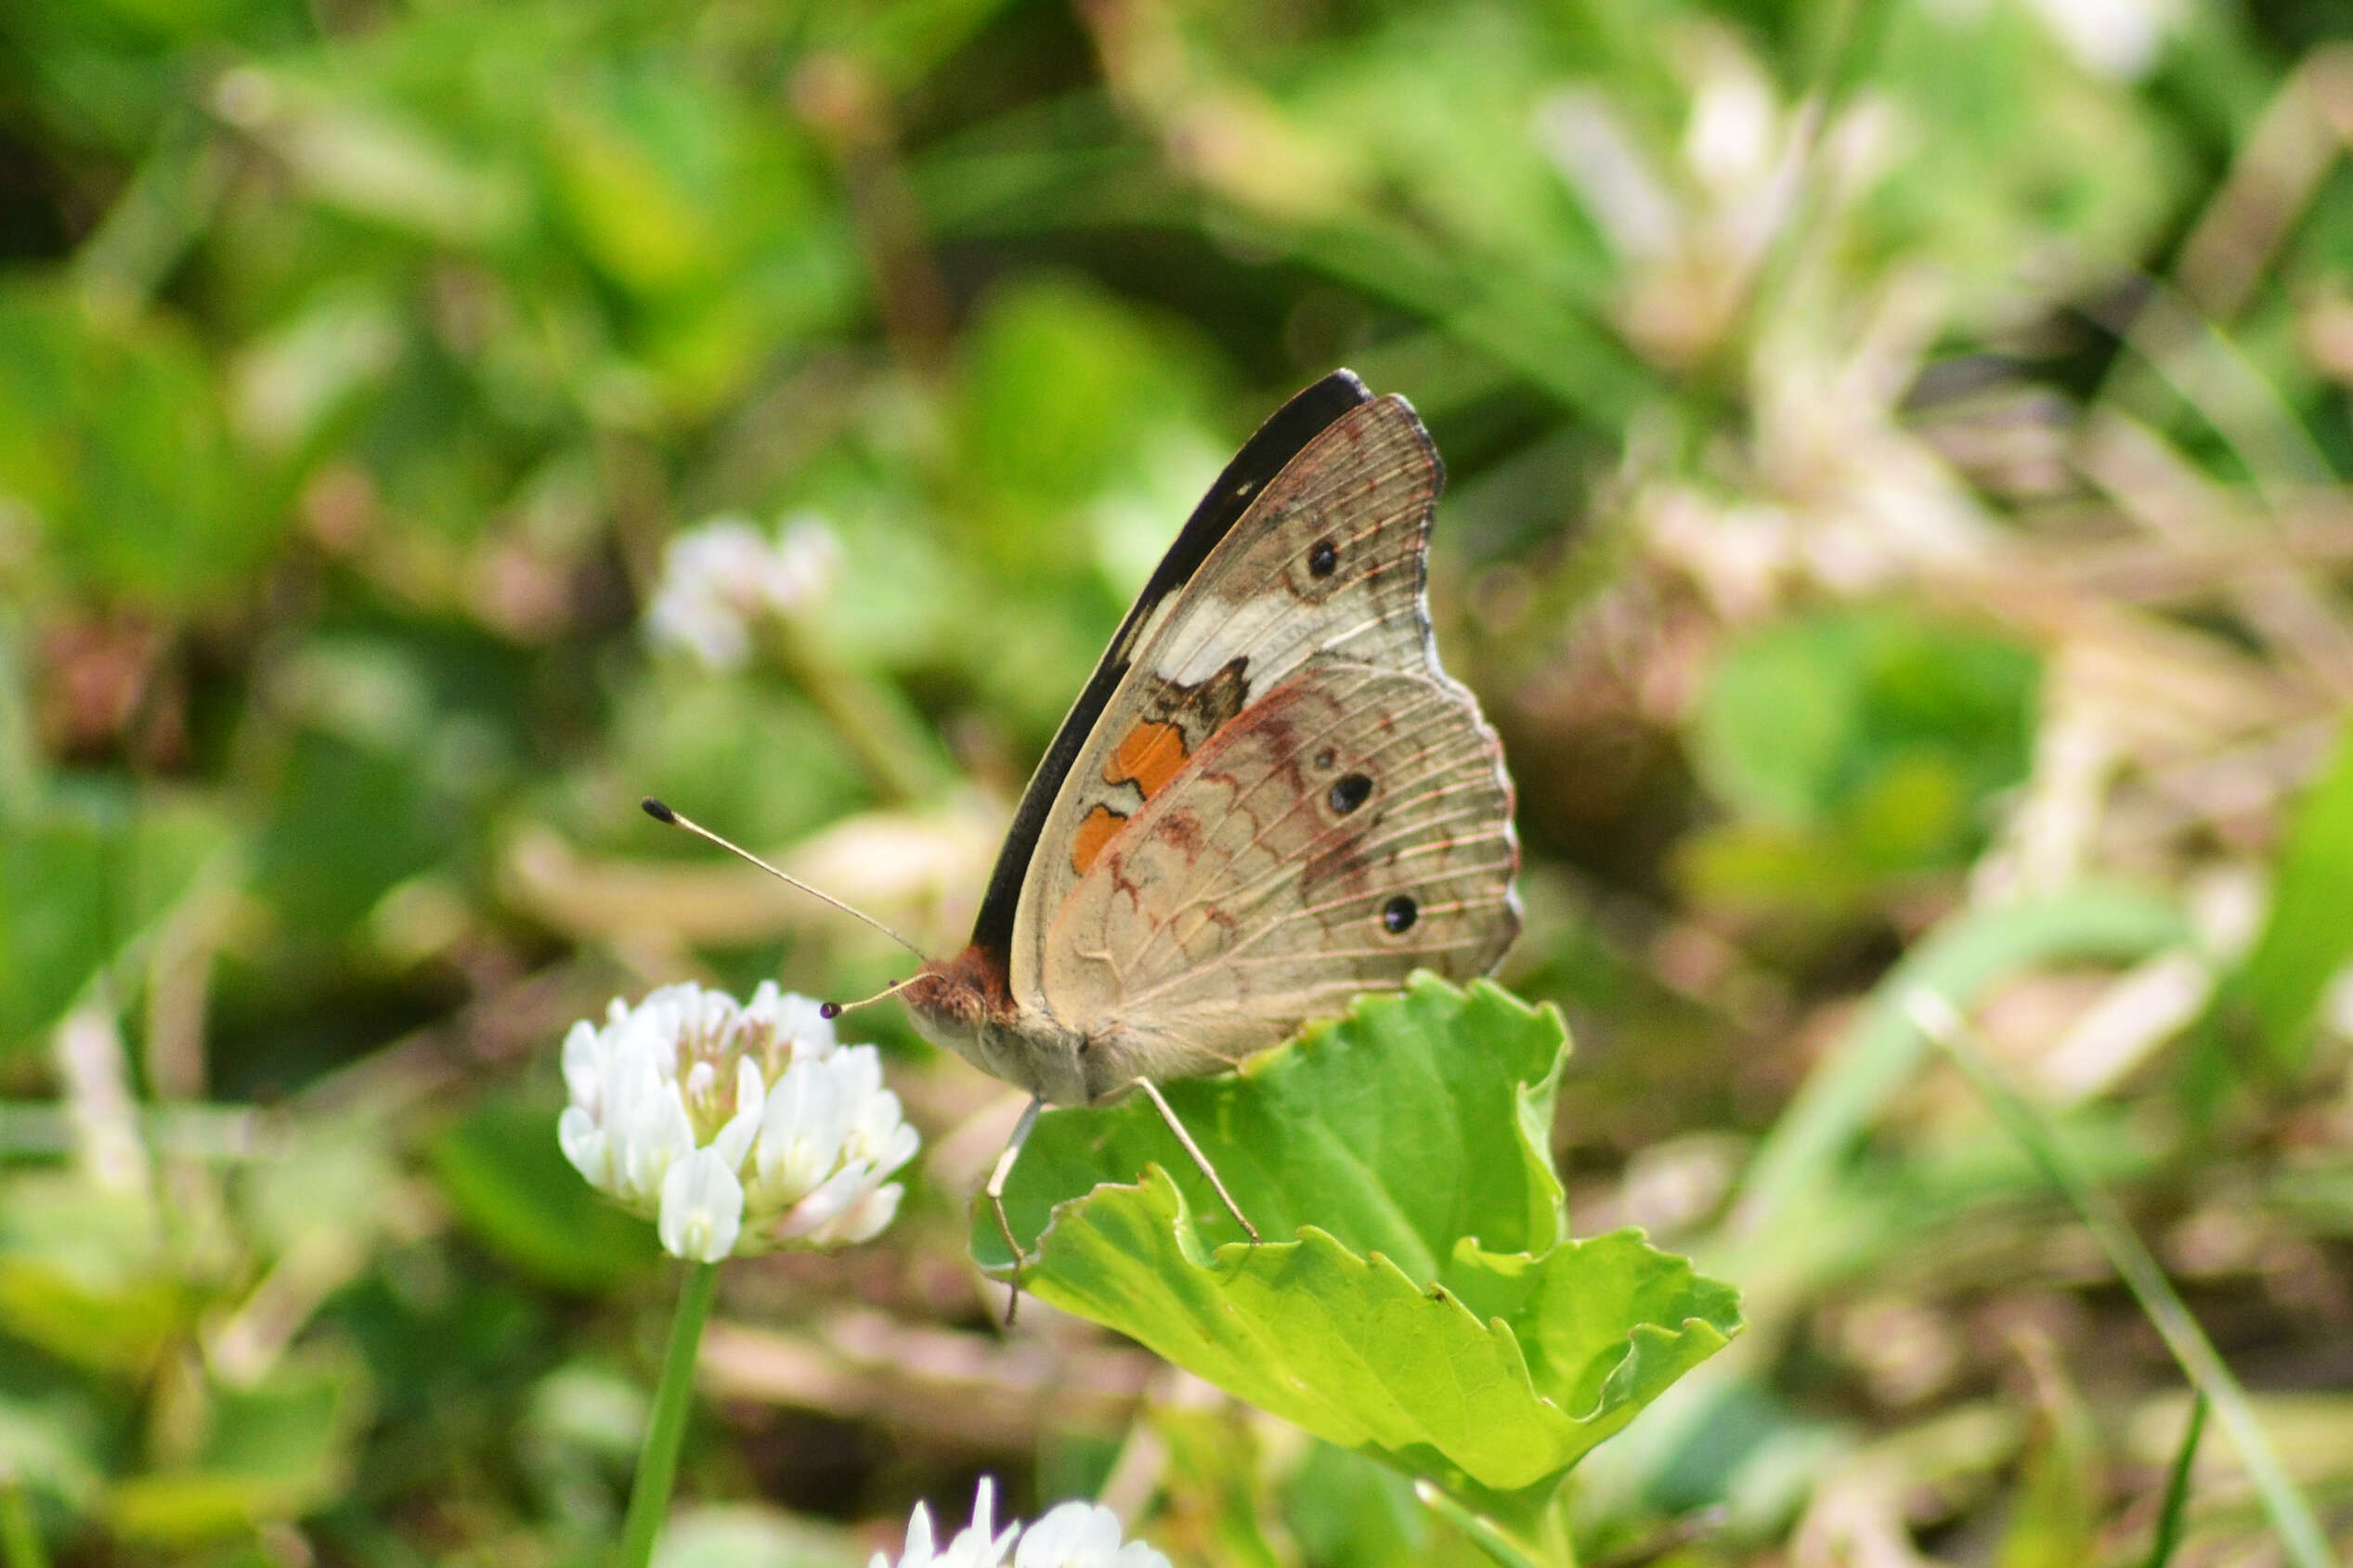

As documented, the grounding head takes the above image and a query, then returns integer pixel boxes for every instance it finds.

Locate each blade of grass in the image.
[1729,889,2190,1240]
[1625,898,2190,1514]
[909,140,1658,433]
[1905,992,2334,1568]
[2096,282,2334,504]
[2142,1393,2207,1568]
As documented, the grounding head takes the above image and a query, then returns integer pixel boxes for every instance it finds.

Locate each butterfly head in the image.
[898,943,1090,1107]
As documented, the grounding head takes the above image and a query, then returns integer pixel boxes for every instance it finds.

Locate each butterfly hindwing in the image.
[1040,656,1519,1096]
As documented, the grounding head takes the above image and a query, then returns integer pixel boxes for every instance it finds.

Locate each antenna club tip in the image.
[818,1001,843,1019]
[641,797,677,824]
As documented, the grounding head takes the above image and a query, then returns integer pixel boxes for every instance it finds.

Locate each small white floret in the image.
[1014,1501,1168,1568]
[870,1478,1019,1568]
[869,1480,1169,1568]
[658,1147,745,1263]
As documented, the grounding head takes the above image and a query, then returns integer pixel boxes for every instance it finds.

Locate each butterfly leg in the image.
[1130,1077,1260,1246]
[984,1094,1046,1327]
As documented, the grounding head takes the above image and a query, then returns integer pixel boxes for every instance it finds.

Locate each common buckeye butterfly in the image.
[649,370,1518,1290]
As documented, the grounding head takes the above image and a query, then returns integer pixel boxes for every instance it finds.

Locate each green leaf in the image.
[975,978,1740,1510]
[428,1095,662,1294]
[1286,1442,1443,1568]
[1690,609,2038,875]
[0,813,114,1056]
[544,62,817,298]
[0,1258,182,1380]
[0,784,232,1056]
[0,1170,185,1378]
[979,978,1568,1272]
[107,1347,371,1543]
[253,729,455,941]
[0,282,280,606]
[2231,721,2353,1069]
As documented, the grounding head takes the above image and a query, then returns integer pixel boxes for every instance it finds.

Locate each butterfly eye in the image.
[1328,773,1372,814]
[1382,895,1419,934]
[1307,538,1338,577]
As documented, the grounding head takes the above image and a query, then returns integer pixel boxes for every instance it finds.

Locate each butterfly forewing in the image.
[896,372,1519,1112]
[968,372,1372,960]
[1008,395,1452,1006]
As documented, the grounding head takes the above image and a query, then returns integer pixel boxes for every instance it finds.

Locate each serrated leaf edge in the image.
[1018,1167,1738,1488]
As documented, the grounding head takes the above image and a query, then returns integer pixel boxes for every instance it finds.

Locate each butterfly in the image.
[650,370,1519,1276]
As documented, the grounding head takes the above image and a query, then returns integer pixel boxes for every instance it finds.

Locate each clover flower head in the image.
[871,1481,1170,1568]
[871,1478,1015,1568]
[1010,1501,1170,1568]
[556,980,916,1261]
[645,512,841,671]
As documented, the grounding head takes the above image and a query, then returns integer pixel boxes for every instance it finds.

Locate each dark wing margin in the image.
[967,369,1374,957]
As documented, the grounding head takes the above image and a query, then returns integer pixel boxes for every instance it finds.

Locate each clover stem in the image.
[1914,995,2334,1568]
[618,1261,721,1568]
[765,617,943,805]
[1414,1482,1576,1568]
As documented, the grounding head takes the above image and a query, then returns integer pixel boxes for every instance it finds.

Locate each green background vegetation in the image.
[4,0,2353,1561]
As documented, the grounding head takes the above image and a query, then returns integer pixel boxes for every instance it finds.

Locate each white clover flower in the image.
[645,512,842,671]
[871,1478,1015,1568]
[557,980,916,1262]
[871,1481,1169,1568]
[1011,1501,1169,1568]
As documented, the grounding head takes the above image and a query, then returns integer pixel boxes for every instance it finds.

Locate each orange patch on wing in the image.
[1072,803,1128,876]
[1105,719,1190,800]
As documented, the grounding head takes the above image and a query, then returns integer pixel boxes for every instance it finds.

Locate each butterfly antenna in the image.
[815,973,927,1020]
[641,797,930,961]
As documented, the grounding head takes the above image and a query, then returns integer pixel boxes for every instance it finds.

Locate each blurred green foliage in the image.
[4,0,2353,1562]
[1686,607,2039,913]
